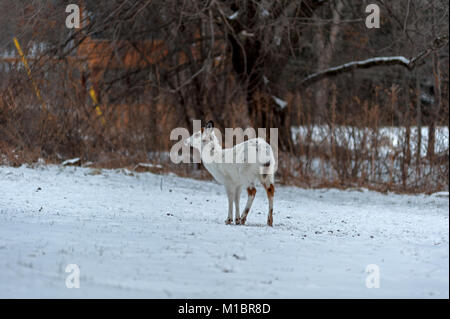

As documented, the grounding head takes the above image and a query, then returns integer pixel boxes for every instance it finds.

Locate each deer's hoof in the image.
[240,217,246,225]
[267,220,273,227]
[235,218,241,225]
[225,218,233,225]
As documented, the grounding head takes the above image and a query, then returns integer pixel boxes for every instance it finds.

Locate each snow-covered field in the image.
[0,165,448,298]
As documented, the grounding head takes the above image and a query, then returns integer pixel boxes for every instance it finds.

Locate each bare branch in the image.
[300,35,449,87]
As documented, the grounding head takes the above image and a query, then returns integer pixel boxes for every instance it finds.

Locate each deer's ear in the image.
[205,120,214,129]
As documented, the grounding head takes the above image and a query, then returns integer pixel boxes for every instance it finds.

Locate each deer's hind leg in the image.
[263,183,275,226]
[240,185,256,225]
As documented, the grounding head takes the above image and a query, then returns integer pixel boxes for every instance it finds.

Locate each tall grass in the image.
[0,57,448,194]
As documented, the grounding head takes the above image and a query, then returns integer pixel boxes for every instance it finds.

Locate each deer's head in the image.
[184,120,216,151]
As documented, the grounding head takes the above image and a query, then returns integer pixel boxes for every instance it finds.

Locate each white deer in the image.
[184,121,276,226]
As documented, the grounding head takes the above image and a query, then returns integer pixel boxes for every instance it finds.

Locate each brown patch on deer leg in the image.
[241,187,256,225]
[264,184,275,227]
[267,209,273,227]
[265,184,274,198]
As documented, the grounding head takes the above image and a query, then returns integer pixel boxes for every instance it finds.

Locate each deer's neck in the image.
[200,137,227,184]
[200,137,223,164]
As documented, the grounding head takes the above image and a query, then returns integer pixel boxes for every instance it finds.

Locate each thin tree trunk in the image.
[314,0,343,116]
[415,72,422,178]
[427,3,442,162]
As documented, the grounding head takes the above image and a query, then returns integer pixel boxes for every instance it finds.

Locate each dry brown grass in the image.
[0,60,448,194]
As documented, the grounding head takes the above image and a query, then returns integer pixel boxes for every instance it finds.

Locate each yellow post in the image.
[13,37,47,111]
[88,87,106,125]
[14,36,105,125]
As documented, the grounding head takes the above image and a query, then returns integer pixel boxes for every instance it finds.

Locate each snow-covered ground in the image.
[0,165,448,298]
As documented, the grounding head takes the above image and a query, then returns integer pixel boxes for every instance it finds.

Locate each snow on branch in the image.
[272,95,288,109]
[300,35,449,87]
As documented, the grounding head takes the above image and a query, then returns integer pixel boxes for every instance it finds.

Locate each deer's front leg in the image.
[225,188,234,225]
[234,186,242,225]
